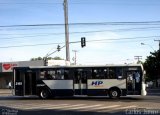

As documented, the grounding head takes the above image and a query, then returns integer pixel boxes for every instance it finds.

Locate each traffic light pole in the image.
[64,0,70,62]
[44,45,65,66]
[81,37,86,48]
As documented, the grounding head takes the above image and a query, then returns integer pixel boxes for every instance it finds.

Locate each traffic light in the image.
[81,37,86,48]
[57,45,61,52]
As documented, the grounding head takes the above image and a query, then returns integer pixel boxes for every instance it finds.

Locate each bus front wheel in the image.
[40,89,50,99]
[109,88,120,99]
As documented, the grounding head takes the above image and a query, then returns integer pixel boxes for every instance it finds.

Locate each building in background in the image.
[47,59,70,66]
[0,60,44,89]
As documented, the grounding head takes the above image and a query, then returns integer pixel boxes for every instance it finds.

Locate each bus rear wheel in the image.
[109,88,120,99]
[40,89,50,99]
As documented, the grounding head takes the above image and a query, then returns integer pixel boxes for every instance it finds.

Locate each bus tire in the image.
[40,89,50,99]
[109,88,120,99]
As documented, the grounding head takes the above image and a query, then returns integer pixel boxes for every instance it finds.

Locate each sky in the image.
[0,0,160,65]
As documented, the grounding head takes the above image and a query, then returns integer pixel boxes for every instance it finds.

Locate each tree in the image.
[143,50,160,85]
[30,56,63,61]
[30,57,43,61]
[53,56,63,60]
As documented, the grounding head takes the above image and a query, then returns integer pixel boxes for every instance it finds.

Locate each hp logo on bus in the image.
[91,81,103,86]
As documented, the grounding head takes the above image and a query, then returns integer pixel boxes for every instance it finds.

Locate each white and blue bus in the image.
[13,64,147,99]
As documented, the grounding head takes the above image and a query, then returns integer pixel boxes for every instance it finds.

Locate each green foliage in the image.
[30,56,63,61]
[53,56,63,60]
[143,50,160,81]
[30,57,43,61]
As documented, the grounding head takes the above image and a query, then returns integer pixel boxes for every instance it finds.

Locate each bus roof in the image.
[14,64,142,69]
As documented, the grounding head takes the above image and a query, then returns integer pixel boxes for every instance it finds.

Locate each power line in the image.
[86,36,160,42]
[1,25,159,35]
[0,27,160,40]
[0,2,62,5]
[0,26,62,30]
[0,42,64,48]
[2,25,160,31]
[68,1,160,6]
[1,21,160,28]
[0,34,59,40]
[0,1,159,6]
[0,35,159,49]
[87,39,152,44]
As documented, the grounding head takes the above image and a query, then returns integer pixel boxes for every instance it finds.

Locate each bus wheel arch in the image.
[108,87,121,99]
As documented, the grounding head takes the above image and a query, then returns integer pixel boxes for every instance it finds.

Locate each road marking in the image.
[23,104,69,110]
[115,105,137,110]
[103,105,137,113]
[15,103,44,108]
[81,105,121,112]
[1,102,140,114]
[46,104,86,110]
[63,104,103,110]
[1,102,47,108]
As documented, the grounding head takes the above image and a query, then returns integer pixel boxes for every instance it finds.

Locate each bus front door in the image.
[126,71,141,95]
[15,70,25,96]
[15,70,36,96]
[24,72,36,95]
[74,69,87,95]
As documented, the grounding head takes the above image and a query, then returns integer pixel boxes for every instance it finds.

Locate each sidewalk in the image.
[0,89,13,96]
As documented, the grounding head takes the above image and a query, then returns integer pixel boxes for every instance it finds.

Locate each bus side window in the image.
[104,68,109,79]
[81,71,88,83]
[51,70,56,79]
[92,72,96,79]
[64,71,68,79]
[100,68,106,79]
[92,69,97,79]
[40,70,45,79]
[116,68,123,79]
[56,71,61,79]
[87,69,92,79]
[92,68,106,79]
[45,73,52,80]
[74,71,79,83]
[109,68,116,79]
[64,69,70,79]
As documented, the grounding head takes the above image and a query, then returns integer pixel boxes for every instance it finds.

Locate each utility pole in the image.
[64,0,70,62]
[134,56,142,63]
[154,40,160,51]
[72,50,78,65]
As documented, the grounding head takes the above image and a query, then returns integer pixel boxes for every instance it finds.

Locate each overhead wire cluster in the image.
[0,21,160,47]
[0,0,160,5]
[0,35,159,49]
[1,21,160,28]
[0,1,160,49]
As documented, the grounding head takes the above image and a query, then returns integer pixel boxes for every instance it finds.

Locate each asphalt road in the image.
[0,95,160,115]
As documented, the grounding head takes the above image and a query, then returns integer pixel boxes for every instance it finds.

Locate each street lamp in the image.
[141,43,155,51]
